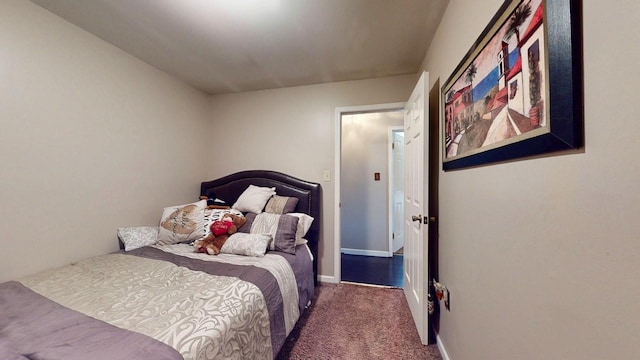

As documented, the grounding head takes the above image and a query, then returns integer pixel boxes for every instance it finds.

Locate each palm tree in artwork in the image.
[464,62,477,127]
[465,62,477,102]
[504,1,532,44]
[446,90,455,103]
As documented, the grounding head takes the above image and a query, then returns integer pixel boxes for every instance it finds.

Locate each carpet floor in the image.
[277,282,442,360]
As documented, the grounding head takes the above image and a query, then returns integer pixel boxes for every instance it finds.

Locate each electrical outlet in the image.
[433,279,451,311]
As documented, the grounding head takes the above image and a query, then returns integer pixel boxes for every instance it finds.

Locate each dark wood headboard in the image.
[201,170,322,284]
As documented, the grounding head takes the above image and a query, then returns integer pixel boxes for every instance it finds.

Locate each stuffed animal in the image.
[193,213,246,255]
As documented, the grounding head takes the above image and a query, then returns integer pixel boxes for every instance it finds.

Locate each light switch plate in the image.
[323,170,331,182]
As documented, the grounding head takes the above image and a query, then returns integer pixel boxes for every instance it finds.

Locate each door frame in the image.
[388,126,404,256]
[333,102,405,283]
[427,78,441,344]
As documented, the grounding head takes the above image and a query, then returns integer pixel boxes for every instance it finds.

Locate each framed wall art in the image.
[441,0,582,171]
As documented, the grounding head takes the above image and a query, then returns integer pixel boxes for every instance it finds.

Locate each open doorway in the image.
[336,105,405,287]
[389,127,405,256]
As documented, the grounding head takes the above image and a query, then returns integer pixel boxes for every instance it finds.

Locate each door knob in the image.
[411,214,422,222]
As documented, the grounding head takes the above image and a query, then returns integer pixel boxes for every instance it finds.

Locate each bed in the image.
[0,170,321,360]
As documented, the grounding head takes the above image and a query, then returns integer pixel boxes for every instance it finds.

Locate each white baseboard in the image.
[437,334,451,360]
[318,274,338,283]
[341,248,391,257]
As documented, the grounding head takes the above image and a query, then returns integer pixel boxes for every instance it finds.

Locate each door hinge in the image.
[392,233,395,239]
[392,143,395,150]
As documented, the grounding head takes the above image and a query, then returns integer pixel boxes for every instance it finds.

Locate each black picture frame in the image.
[441,0,583,171]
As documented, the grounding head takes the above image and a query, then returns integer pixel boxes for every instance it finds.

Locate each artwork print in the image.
[440,0,585,171]
[444,0,546,163]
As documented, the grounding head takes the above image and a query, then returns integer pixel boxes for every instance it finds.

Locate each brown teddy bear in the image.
[193,213,246,255]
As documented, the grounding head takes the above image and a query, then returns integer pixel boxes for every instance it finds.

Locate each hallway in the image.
[341,253,404,288]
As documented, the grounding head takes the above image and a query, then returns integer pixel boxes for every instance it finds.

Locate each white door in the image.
[391,130,405,253]
[403,71,429,344]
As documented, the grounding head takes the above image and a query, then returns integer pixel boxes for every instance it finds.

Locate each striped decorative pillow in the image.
[264,195,299,214]
[239,212,299,254]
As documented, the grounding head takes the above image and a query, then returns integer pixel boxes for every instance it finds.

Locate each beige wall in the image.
[5,0,638,357]
[422,0,640,359]
[341,111,403,254]
[209,75,416,279]
[0,0,211,282]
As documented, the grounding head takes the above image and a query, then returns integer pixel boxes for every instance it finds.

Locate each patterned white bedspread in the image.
[19,244,300,360]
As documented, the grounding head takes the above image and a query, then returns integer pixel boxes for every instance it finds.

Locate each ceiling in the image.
[31,0,449,95]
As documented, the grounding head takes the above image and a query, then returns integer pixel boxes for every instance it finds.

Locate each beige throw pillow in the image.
[158,200,206,245]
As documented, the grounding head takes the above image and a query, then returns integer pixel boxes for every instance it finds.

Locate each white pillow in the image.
[288,213,314,245]
[220,233,271,257]
[158,200,206,245]
[117,226,159,251]
[232,185,276,214]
